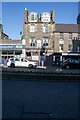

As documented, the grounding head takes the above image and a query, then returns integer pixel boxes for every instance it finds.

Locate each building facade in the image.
[22,8,55,61]
[0,24,9,40]
[54,24,80,52]
[0,8,80,64]
[0,24,26,63]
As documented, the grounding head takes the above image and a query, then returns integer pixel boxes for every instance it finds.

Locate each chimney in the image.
[24,8,28,24]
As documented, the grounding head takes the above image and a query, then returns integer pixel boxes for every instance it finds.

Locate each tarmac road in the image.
[2,80,79,119]
[1,65,80,73]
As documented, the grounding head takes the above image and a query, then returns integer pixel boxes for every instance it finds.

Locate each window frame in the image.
[43,23,49,33]
[68,33,72,40]
[30,38,36,47]
[60,33,64,40]
[43,37,48,47]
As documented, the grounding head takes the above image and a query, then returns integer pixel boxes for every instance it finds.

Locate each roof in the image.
[0,39,22,44]
[55,24,80,33]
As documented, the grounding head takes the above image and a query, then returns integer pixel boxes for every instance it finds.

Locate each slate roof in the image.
[55,24,80,33]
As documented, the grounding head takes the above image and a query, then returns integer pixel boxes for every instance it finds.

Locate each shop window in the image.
[26,52,31,56]
[32,52,38,56]
[78,34,80,40]
[68,44,72,51]
[59,44,63,51]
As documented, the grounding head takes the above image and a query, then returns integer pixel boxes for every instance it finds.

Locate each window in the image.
[59,44,63,51]
[30,38,36,47]
[32,52,38,56]
[68,44,72,51]
[68,33,72,40]
[30,24,35,32]
[78,34,80,40]
[43,24,48,32]
[26,52,31,56]
[77,46,80,51]
[43,38,48,47]
[29,13,38,22]
[15,58,20,61]
[31,14,35,20]
[60,33,64,40]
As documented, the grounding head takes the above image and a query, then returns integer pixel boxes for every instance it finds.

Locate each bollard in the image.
[42,60,44,67]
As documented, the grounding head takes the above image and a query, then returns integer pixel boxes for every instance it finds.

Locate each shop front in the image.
[0,44,26,64]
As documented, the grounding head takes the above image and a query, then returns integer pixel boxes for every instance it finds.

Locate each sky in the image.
[1,2,79,40]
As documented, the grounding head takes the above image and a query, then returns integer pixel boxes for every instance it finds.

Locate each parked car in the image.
[63,58,80,69]
[7,57,38,68]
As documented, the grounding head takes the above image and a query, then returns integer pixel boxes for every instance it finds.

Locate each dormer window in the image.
[41,12,50,22]
[28,12,38,22]
[31,14,35,20]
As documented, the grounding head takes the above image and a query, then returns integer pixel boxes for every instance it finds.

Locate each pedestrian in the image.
[11,58,15,67]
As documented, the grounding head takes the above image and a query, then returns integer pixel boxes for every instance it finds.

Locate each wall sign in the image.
[0,44,26,50]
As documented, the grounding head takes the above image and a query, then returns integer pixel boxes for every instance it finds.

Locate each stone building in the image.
[0,24,26,61]
[23,8,55,61]
[54,24,79,52]
[72,15,80,52]
[0,24,9,40]
[23,8,80,62]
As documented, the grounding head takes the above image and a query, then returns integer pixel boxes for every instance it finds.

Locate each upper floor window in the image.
[30,24,35,32]
[41,12,50,22]
[30,38,36,47]
[60,33,64,40]
[43,37,48,47]
[28,12,38,22]
[43,24,48,33]
[31,14,35,20]
[78,34,80,40]
[68,33,72,40]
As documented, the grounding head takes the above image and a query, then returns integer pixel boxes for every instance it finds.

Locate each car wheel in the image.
[10,63,15,68]
[66,65,70,69]
[28,64,33,68]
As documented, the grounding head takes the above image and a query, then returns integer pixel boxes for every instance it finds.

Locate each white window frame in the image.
[68,33,72,40]
[43,24,49,33]
[30,24,35,32]
[28,12,38,22]
[43,38,48,47]
[60,33,64,40]
[30,38,36,47]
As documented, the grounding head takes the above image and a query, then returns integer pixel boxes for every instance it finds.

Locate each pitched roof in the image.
[55,24,80,33]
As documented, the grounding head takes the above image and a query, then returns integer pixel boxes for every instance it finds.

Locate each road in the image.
[1,65,80,73]
[2,80,79,119]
